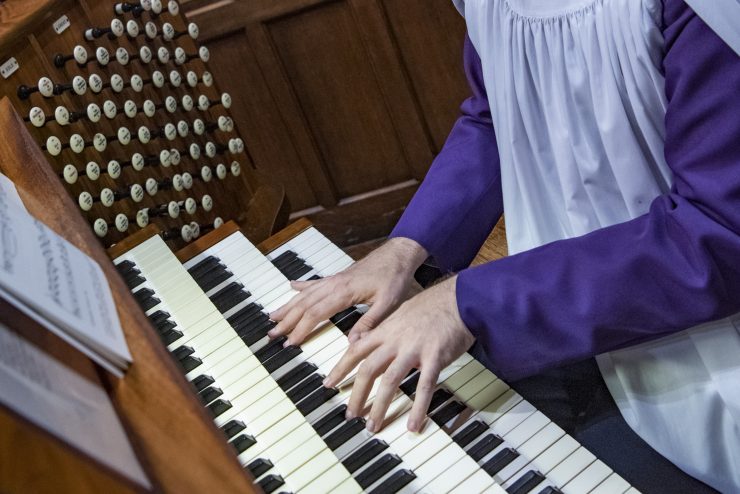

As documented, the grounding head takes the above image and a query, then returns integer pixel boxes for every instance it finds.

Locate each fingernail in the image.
[408,419,418,432]
[267,330,276,338]
[366,419,376,433]
[282,339,290,348]
[322,377,332,387]
[345,410,355,420]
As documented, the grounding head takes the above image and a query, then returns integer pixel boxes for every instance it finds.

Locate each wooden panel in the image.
[183,0,470,246]
[265,1,414,198]
[205,30,318,211]
[380,0,468,152]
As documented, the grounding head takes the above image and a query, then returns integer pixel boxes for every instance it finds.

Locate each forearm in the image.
[391,35,503,272]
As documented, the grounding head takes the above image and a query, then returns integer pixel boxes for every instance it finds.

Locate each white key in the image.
[547,446,596,487]
[590,473,631,494]
[561,459,612,493]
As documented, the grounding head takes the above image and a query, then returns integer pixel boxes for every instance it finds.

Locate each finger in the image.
[290,279,319,291]
[267,305,303,338]
[323,332,381,389]
[366,354,415,432]
[347,302,390,343]
[269,282,322,321]
[407,359,441,432]
[346,344,395,420]
[285,290,356,346]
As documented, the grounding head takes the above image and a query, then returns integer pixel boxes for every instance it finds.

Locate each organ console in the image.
[0,1,638,493]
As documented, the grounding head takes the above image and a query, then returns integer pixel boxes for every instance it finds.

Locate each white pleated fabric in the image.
[453,0,740,491]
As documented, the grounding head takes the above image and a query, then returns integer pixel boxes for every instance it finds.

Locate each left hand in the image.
[323,275,475,434]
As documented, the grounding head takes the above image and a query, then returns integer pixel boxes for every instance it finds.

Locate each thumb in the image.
[347,301,392,343]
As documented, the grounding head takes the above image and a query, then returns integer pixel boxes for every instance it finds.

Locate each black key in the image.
[221,419,246,439]
[211,282,250,312]
[264,346,303,373]
[431,400,467,426]
[246,458,274,478]
[313,405,348,437]
[399,371,420,395]
[330,307,356,325]
[188,260,225,283]
[368,469,417,494]
[196,267,232,291]
[537,487,563,494]
[207,398,232,418]
[178,355,202,373]
[356,453,403,489]
[231,434,256,454]
[148,310,171,324]
[271,250,298,266]
[227,303,263,326]
[283,263,312,280]
[234,313,270,335]
[187,256,220,277]
[307,274,322,281]
[343,438,389,473]
[241,320,275,346]
[482,448,519,476]
[469,433,504,461]
[277,362,317,391]
[172,345,195,361]
[199,386,223,404]
[133,288,155,305]
[332,310,362,333]
[192,374,215,392]
[254,336,287,362]
[234,311,269,333]
[324,417,366,450]
[115,260,136,273]
[124,274,146,290]
[161,328,183,345]
[257,474,284,494]
[197,269,232,293]
[155,319,177,334]
[453,420,489,448]
[140,295,161,312]
[120,266,142,282]
[286,373,323,403]
[507,470,546,494]
[297,386,339,416]
[427,389,454,413]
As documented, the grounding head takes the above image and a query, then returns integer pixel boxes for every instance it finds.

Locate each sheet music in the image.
[0,173,131,373]
[0,322,151,488]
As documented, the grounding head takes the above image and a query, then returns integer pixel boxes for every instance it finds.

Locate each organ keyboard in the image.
[112,220,638,494]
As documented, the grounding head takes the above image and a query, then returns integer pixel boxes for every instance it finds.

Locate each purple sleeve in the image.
[389,36,503,272]
[457,1,740,380]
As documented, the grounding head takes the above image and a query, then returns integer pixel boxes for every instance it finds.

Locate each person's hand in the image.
[269,237,428,346]
[323,275,475,433]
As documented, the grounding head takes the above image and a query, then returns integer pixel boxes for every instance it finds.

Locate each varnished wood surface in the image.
[473,217,508,265]
[257,217,313,254]
[0,0,59,53]
[184,0,467,247]
[0,98,256,493]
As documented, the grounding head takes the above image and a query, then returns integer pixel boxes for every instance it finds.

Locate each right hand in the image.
[268,237,428,346]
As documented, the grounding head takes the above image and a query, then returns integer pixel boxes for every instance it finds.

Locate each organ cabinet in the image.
[0,0,287,251]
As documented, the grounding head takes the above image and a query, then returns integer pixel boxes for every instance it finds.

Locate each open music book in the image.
[0,173,131,376]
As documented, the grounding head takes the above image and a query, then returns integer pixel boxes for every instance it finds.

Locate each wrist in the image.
[385,236,429,273]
